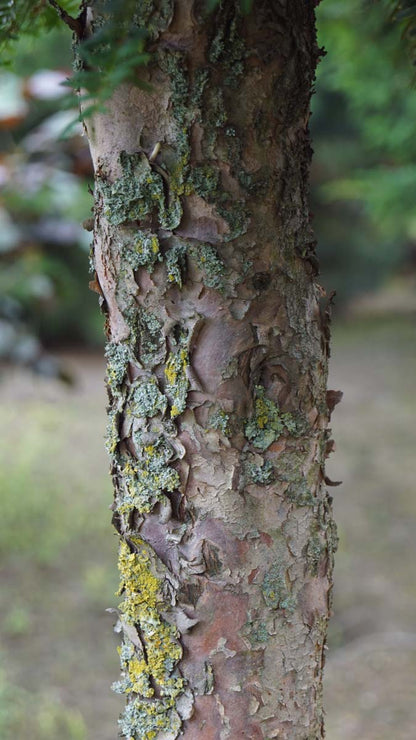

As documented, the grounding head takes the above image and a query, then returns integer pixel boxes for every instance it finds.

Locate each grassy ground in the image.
[0,355,121,739]
[0,317,415,738]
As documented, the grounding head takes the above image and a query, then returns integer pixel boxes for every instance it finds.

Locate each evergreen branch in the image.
[391,1,416,63]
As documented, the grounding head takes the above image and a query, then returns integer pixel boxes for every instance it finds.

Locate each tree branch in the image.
[47,0,84,37]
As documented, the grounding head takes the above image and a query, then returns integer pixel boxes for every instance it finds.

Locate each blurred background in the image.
[0,0,415,737]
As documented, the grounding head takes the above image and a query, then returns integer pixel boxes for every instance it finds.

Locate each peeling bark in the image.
[84,2,336,738]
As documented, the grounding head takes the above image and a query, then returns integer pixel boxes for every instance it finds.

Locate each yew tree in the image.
[2,1,339,738]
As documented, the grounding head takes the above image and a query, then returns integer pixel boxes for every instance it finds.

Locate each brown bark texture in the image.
[85,1,337,738]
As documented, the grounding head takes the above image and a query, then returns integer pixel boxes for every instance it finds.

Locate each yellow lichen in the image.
[127,656,153,696]
[117,538,160,614]
[164,347,189,419]
[116,539,184,707]
[255,396,270,429]
[164,357,177,385]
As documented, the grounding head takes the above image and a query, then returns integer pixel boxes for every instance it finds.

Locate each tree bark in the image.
[85,1,337,738]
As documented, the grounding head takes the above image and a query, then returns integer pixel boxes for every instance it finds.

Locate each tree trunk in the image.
[85,1,337,738]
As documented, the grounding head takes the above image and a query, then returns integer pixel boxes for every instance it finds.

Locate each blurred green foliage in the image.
[312,0,416,302]
[0,357,120,737]
[0,668,87,740]
[0,23,102,371]
[0,1,81,56]
[0,401,90,564]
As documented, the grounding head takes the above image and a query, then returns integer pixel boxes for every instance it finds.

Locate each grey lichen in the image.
[164,345,189,419]
[285,477,315,508]
[124,230,161,273]
[106,342,131,395]
[246,459,274,485]
[165,239,187,288]
[248,620,269,646]
[189,164,220,201]
[208,7,245,88]
[158,50,189,131]
[189,67,209,113]
[128,377,167,418]
[165,239,226,292]
[262,563,296,613]
[306,527,326,577]
[217,199,250,242]
[132,0,174,40]
[117,438,179,515]
[208,408,230,436]
[119,698,182,740]
[99,151,182,232]
[137,309,165,369]
[106,406,120,456]
[189,242,226,291]
[245,385,298,452]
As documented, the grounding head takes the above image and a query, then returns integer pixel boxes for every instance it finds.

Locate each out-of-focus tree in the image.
[312,0,416,303]
[0,18,99,375]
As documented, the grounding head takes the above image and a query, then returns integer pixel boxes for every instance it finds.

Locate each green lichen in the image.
[189,243,226,291]
[100,151,182,232]
[132,0,173,40]
[118,440,179,514]
[306,527,326,577]
[124,231,161,273]
[208,408,231,436]
[262,563,296,613]
[201,88,227,152]
[217,199,250,242]
[128,377,167,419]
[189,67,209,113]
[285,477,314,507]
[165,239,226,292]
[165,239,187,288]
[137,309,165,369]
[106,342,130,395]
[267,450,316,506]
[245,385,298,452]
[225,124,242,163]
[164,346,189,419]
[237,169,255,193]
[158,51,192,203]
[210,88,227,128]
[208,9,245,89]
[188,164,220,201]
[106,407,120,456]
[246,459,274,485]
[248,620,269,646]
[100,152,161,224]
[159,50,189,131]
